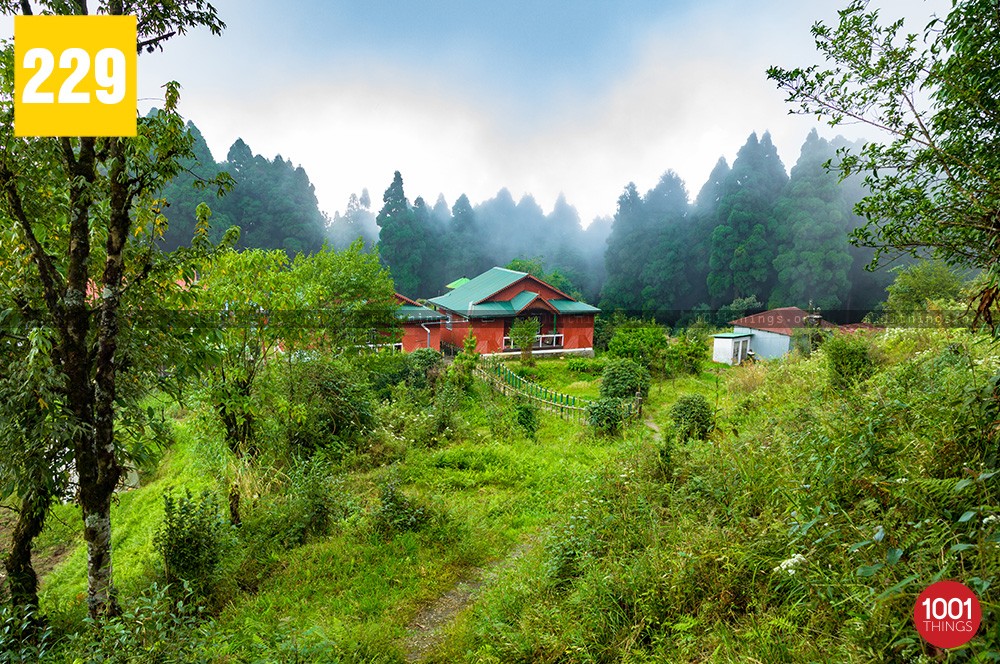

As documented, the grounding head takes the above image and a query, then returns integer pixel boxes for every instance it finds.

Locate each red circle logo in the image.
[913,581,981,649]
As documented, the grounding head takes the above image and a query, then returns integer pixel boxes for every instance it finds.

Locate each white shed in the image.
[712,332,753,365]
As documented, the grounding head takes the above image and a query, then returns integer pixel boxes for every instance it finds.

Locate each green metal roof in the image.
[712,332,753,338]
[510,290,540,313]
[466,302,515,316]
[445,277,470,289]
[397,304,445,322]
[429,267,600,318]
[429,267,526,313]
[549,299,600,314]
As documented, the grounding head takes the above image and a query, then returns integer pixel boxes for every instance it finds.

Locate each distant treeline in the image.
[157,120,894,319]
[601,130,894,323]
[156,122,329,255]
[341,171,609,302]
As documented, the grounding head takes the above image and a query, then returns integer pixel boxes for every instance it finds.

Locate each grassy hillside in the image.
[10,328,1000,661]
[443,328,1000,662]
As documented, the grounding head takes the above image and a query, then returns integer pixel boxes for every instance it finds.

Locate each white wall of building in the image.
[734,326,791,359]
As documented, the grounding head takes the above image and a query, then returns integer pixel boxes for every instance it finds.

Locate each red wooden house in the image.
[394,293,444,352]
[428,267,600,355]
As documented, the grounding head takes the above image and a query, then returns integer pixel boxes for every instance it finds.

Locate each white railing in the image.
[502,333,564,349]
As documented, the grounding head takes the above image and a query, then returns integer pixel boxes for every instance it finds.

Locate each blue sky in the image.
[6,0,948,225]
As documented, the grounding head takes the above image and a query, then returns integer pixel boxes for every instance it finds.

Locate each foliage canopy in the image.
[768,0,1000,327]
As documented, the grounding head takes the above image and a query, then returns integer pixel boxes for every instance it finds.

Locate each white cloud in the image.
[133,0,951,227]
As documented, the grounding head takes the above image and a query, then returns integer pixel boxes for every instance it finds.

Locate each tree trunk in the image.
[228,485,242,527]
[79,138,129,619]
[5,488,49,616]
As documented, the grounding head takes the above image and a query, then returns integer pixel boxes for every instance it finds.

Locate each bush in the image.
[240,461,357,557]
[514,400,539,439]
[587,397,626,434]
[353,351,411,399]
[154,489,229,596]
[372,481,431,537]
[657,424,677,479]
[566,357,605,374]
[670,393,714,440]
[607,324,669,369]
[62,582,215,663]
[600,358,651,400]
[511,364,540,382]
[446,332,479,392]
[407,348,443,389]
[0,607,55,663]
[283,358,375,458]
[823,333,876,390]
[663,334,708,377]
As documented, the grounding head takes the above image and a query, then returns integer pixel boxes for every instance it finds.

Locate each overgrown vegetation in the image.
[599,357,651,400]
[669,393,714,441]
[154,489,228,599]
[823,332,876,390]
[444,329,1000,661]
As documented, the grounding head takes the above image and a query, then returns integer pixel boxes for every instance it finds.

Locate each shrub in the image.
[670,393,714,440]
[372,481,431,537]
[823,333,876,390]
[511,364,540,382]
[607,324,669,369]
[0,607,55,663]
[353,351,411,399]
[407,348,443,389]
[587,397,626,434]
[593,312,631,351]
[62,582,215,662]
[657,423,677,478]
[663,334,708,377]
[509,317,541,366]
[545,510,596,586]
[446,332,479,392]
[284,358,375,458]
[566,357,605,374]
[154,489,228,596]
[600,358,651,400]
[514,400,539,439]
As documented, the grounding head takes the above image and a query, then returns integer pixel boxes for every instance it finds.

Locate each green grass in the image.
[443,329,1000,662]
[27,349,833,662]
[506,358,603,399]
[27,360,688,661]
[39,417,224,623]
[208,384,643,658]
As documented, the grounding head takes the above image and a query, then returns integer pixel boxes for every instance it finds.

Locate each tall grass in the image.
[447,329,1000,662]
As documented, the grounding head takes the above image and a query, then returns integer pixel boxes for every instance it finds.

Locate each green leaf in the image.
[886,548,904,565]
[849,539,872,552]
[949,543,975,554]
[958,510,977,523]
[856,563,884,577]
[877,573,919,600]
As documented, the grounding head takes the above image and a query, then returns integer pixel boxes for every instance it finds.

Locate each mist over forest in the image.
[157,120,896,322]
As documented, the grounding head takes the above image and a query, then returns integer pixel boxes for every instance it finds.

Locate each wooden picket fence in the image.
[475,360,642,424]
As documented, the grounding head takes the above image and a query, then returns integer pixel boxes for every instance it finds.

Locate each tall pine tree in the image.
[769,130,854,309]
[376,171,425,296]
[707,132,788,304]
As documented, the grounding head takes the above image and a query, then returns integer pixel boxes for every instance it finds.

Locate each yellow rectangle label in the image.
[15,15,137,137]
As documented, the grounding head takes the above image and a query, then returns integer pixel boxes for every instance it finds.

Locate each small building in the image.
[395,293,444,352]
[713,306,834,364]
[428,267,600,355]
[711,331,753,365]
